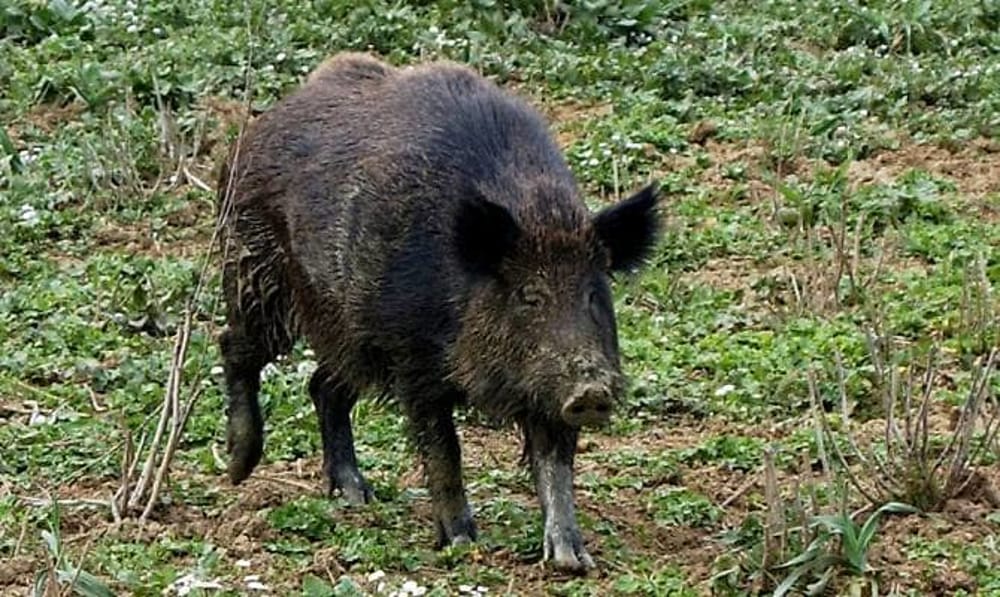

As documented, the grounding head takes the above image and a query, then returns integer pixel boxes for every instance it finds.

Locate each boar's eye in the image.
[587,288,602,320]
[587,279,612,325]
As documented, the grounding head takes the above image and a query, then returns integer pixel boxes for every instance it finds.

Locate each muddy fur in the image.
[216,51,661,572]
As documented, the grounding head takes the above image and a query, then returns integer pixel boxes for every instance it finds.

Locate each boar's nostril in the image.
[571,404,586,414]
[595,403,610,413]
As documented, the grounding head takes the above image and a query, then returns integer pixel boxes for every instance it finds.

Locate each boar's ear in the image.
[593,182,662,272]
[454,196,521,277]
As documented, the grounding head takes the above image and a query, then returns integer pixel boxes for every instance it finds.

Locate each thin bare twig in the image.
[59,526,106,597]
[721,473,759,508]
[833,352,900,497]
[808,369,880,504]
[762,445,782,570]
[258,474,318,493]
[17,497,109,509]
[140,308,193,522]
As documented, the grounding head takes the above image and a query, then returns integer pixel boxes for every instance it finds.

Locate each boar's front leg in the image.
[523,418,595,573]
[401,383,477,548]
[309,366,373,504]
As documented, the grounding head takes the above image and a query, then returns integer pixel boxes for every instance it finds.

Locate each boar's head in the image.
[450,181,661,428]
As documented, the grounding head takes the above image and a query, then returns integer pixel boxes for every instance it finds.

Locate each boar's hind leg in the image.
[220,250,293,485]
[309,366,372,504]
[402,386,477,548]
[523,419,595,574]
[220,324,272,485]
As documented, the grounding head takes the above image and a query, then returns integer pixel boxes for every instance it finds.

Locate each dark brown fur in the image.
[216,52,661,573]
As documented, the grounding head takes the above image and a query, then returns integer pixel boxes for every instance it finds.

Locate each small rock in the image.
[688,120,718,145]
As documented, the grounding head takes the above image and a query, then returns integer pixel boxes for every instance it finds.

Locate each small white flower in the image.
[297,360,317,376]
[235,559,251,568]
[401,580,427,595]
[261,363,279,380]
[28,408,53,426]
[714,384,736,397]
[368,570,387,583]
[210,365,224,376]
[164,573,223,596]
[19,204,39,225]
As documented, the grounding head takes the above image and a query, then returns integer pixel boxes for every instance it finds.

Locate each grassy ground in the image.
[2,1,1000,595]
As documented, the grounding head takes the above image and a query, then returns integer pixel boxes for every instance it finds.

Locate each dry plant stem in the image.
[828,198,848,309]
[762,445,782,570]
[129,387,170,511]
[183,164,212,192]
[883,359,898,464]
[833,352,899,497]
[721,473,759,508]
[115,412,134,519]
[140,309,193,523]
[929,347,974,480]
[848,210,864,290]
[258,474,317,493]
[807,369,881,504]
[916,348,938,472]
[14,514,28,557]
[903,354,916,454]
[18,497,109,508]
[870,323,910,464]
[807,371,831,478]
[942,350,998,500]
[967,353,1000,467]
[59,527,106,597]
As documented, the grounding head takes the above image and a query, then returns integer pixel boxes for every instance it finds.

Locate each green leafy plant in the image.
[32,501,114,597]
[773,501,920,597]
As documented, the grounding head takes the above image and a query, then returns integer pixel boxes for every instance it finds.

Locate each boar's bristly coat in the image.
[216,52,661,573]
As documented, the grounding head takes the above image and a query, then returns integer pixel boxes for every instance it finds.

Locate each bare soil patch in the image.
[5,412,997,595]
[20,101,87,136]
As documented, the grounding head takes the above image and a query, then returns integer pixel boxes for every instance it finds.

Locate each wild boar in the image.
[216,52,661,573]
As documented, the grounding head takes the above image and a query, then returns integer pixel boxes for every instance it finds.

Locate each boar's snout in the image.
[561,383,613,428]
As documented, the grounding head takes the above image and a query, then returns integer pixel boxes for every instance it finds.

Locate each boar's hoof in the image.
[329,470,374,505]
[226,423,263,485]
[226,444,262,485]
[435,508,478,549]
[338,483,374,505]
[544,528,596,574]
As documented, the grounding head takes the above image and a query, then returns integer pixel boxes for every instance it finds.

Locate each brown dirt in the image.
[678,135,1000,204]
[542,98,613,148]
[6,412,998,595]
[19,101,87,136]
